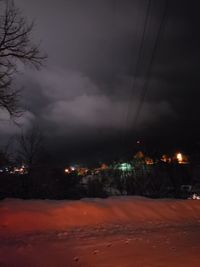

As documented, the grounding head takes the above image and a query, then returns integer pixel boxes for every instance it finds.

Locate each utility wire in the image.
[118,0,152,156]
[124,0,152,130]
[132,0,168,132]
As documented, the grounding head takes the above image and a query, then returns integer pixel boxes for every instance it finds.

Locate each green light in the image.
[118,163,132,171]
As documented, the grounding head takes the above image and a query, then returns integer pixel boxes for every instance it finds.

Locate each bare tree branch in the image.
[0,0,46,117]
[16,125,44,171]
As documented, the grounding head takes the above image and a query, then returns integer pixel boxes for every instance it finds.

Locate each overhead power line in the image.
[125,0,152,129]
[132,0,169,132]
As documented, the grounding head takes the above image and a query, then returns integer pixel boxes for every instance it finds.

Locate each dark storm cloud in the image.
[1,0,200,157]
[19,66,173,138]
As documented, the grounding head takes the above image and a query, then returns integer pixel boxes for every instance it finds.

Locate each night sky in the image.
[0,0,200,163]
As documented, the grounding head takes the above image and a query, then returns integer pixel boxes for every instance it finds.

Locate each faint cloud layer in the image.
[23,67,174,138]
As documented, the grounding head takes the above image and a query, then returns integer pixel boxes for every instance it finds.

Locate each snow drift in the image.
[1,197,200,235]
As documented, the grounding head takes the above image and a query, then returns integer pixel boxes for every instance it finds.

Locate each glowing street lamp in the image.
[64,168,69,173]
[176,153,183,163]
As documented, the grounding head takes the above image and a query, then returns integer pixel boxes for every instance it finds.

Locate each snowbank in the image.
[0,197,200,235]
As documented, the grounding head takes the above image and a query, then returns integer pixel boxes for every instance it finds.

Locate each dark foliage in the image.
[0,163,196,200]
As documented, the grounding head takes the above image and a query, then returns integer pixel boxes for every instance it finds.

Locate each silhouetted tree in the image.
[16,125,43,171]
[0,136,14,166]
[0,0,46,117]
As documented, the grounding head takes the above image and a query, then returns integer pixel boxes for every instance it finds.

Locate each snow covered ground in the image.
[0,197,200,267]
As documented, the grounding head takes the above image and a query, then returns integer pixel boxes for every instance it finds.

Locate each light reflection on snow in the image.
[191,193,200,200]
